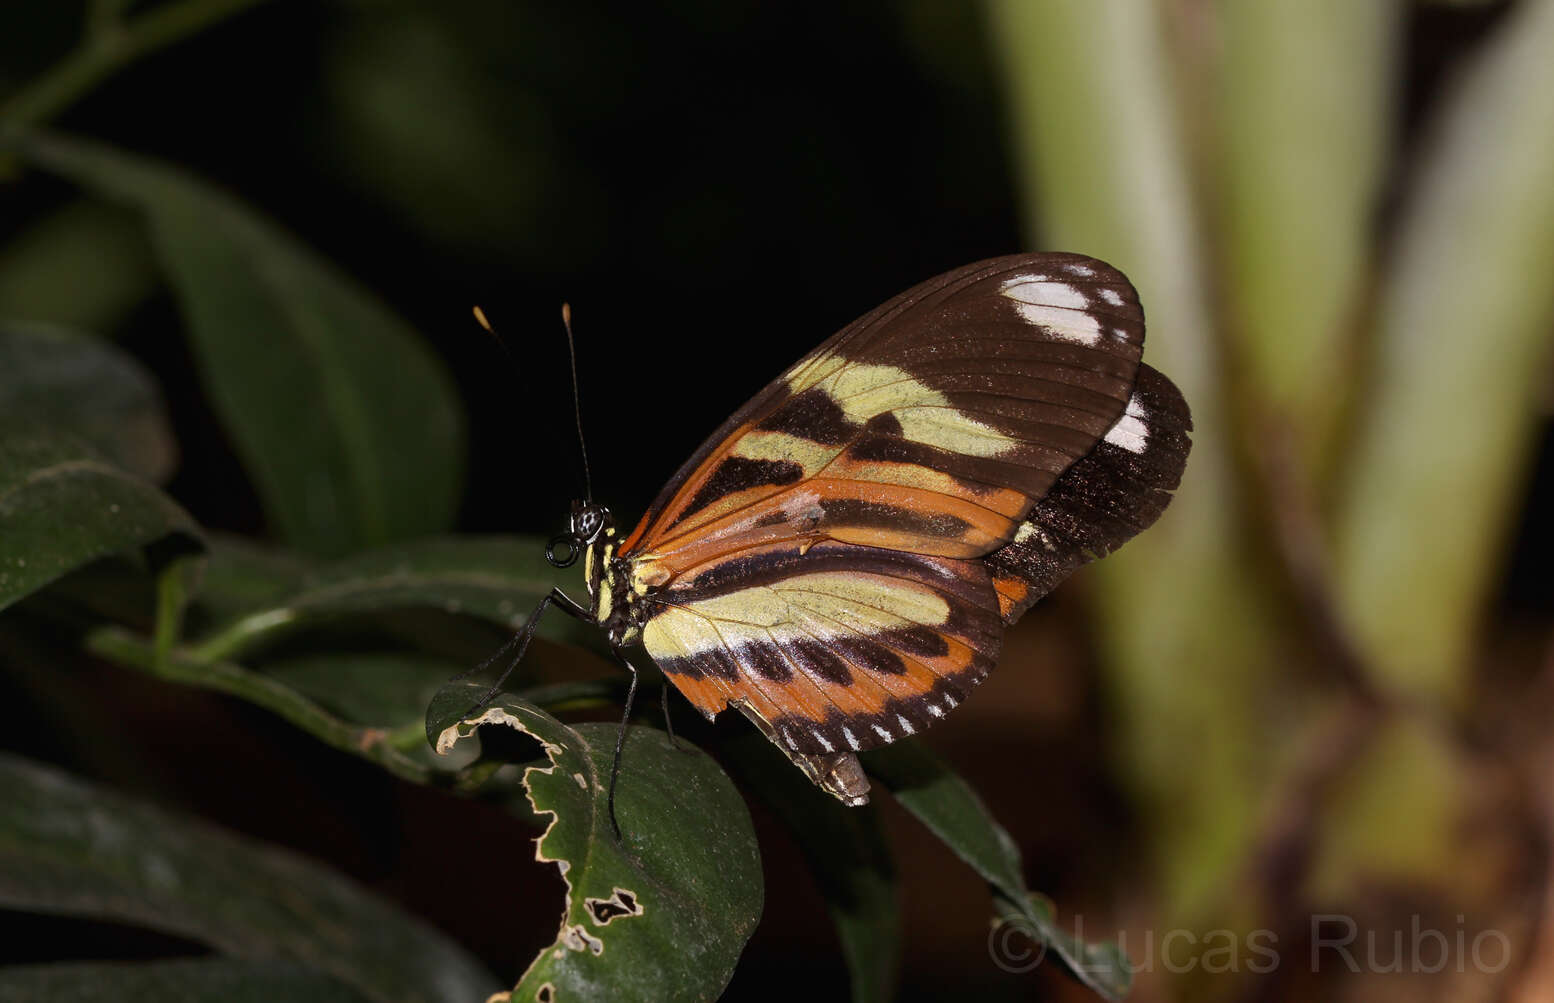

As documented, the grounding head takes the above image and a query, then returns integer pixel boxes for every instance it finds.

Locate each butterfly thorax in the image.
[583,525,653,647]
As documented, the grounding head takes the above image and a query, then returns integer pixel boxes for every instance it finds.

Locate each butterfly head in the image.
[546,498,613,569]
[560,500,647,646]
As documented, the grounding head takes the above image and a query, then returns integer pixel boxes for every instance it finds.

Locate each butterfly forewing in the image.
[618,253,1148,579]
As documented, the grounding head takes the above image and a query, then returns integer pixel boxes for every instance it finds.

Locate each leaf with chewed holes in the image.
[427,684,762,1003]
[865,742,1132,1000]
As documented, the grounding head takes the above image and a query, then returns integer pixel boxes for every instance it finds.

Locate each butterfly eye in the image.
[572,503,611,544]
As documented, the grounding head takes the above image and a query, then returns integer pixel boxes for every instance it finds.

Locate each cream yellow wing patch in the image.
[785,360,1021,459]
[641,542,1002,756]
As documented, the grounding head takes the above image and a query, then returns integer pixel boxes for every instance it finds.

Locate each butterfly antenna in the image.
[472,305,505,348]
[472,304,526,386]
[471,304,591,503]
[560,303,593,502]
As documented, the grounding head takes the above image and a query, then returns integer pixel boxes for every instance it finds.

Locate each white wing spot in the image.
[1065,262,1096,277]
[943,693,960,708]
[1111,327,1130,341]
[927,702,945,718]
[1099,288,1124,306]
[842,726,861,750]
[814,730,835,753]
[999,276,1104,346]
[1014,522,1057,551]
[896,714,915,734]
[1104,396,1149,454]
[871,723,892,741]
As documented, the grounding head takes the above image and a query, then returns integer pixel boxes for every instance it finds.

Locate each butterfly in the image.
[488,253,1191,821]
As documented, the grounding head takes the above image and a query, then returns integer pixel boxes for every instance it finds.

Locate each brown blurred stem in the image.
[1498,639,1554,1002]
[1233,412,1392,999]
[0,0,272,132]
[1254,416,1386,705]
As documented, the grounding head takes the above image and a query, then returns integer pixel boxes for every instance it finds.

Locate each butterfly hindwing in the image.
[985,364,1193,623]
[639,540,1001,755]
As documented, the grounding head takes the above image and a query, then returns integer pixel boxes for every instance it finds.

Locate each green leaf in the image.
[84,626,439,784]
[190,534,592,662]
[866,742,1132,1000]
[266,651,461,732]
[0,427,201,613]
[61,533,608,784]
[0,322,176,482]
[0,200,159,339]
[190,532,313,629]
[720,732,898,1003]
[428,685,763,1003]
[0,753,500,1003]
[0,959,371,1002]
[19,131,466,557]
[990,893,1132,1000]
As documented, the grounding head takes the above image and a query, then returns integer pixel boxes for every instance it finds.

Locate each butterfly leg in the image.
[458,587,591,719]
[606,645,642,841]
[658,680,695,753]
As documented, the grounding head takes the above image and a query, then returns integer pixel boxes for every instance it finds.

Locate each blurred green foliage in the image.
[991,0,1554,1000]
